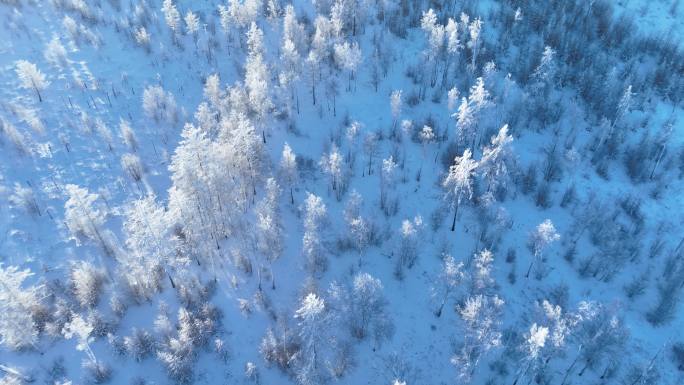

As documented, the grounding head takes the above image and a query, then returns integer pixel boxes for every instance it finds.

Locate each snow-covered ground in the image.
[1,1,683,385]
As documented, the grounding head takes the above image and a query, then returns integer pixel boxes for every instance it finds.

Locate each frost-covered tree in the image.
[452,293,504,381]
[343,190,370,262]
[420,9,444,86]
[280,143,298,204]
[320,144,344,200]
[334,41,362,91]
[443,149,478,231]
[526,219,560,278]
[390,90,402,130]
[162,0,181,37]
[70,261,105,309]
[9,183,41,216]
[44,37,68,68]
[185,11,200,45]
[15,60,49,102]
[294,293,328,385]
[64,184,108,251]
[395,216,423,277]
[302,193,327,274]
[0,265,41,350]
[121,153,144,190]
[363,132,379,176]
[255,178,283,289]
[613,84,633,130]
[349,273,391,342]
[455,97,475,146]
[345,120,362,168]
[433,254,465,317]
[245,23,273,130]
[62,315,97,365]
[479,124,514,193]
[466,17,482,70]
[512,323,550,385]
[142,85,177,125]
[532,46,557,92]
[119,119,138,152]
[417,125,435,181]
[123,195,183,297]
[156,311,195,384]
[134,27,151,52]
[380,155,397,214]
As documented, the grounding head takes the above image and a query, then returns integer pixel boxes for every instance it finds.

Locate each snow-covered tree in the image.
[454,97,475,146]
[15,60,49,102]
[64,184,108,250]
[134,27,151,52]
[70,261,105,309]
[349,273,391,342]
[396,215,423,277]
[380,155,397,214]
[526,219,560,278]
[614,84,633,129]
[452,293,504,381]
[448,87,460,112]
[420,9,444,86]
[302,193,327,274]
[142,85,177,125]
[433,254,465,317]
[343,190,370,261]
[390,90,402,129]
[44,37,68,68]
[320,144,344,200]
[417,125,435,181]
[245,23,273,128]
[467,17,482,70]
[255,178,283,289]
[123,194,182,297]
[119,119,138,152]
[334,41,362,91]
[9,183,41,216]
[294,293,328,385]
[532,46,557,91]
[479,124,514,192]
[162,0,181,36]
[184,11,200,43]
[443,149,478,231]
[280,143,298,204]
[62,315,97,365]
[0,265,41,350]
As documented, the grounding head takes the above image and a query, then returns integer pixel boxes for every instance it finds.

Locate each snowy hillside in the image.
[0,1,683,385]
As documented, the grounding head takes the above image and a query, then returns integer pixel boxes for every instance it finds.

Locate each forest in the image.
[0,0,683,384]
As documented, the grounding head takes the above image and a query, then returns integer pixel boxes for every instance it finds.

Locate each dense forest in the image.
[0,0,683,384]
